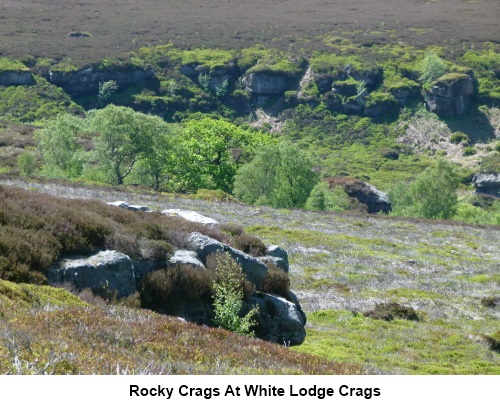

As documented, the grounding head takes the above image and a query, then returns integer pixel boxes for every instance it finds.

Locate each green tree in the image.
[88,105,162,184]
[34,113,86,177]
[233,141,319,208]
[133,123,183,191]
[389,159,461,219]
[419,52,447,84]
[179,117,272,192]
[212,253,258,336]
[17,150,37,176]
[97,80,118,107]
[305,182,351,212]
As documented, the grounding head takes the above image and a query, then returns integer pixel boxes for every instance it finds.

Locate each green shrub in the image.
[463,147,477,156]
[17,150,37,176]
[480,154,500,173]
[419,52,447,84]
[450,132,470,144]
[305,182,350,212]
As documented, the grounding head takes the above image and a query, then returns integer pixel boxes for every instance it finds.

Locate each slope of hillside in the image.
[1,179,498,374]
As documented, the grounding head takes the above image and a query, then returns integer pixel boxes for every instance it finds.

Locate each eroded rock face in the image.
[0,71,34,86]
[188,232,268,289]
[473,173,500,197]
[426,74,474,116]
[48,66,156,95]
[246,292,307,345]
[244,72,288,95]
[49,250,136,298]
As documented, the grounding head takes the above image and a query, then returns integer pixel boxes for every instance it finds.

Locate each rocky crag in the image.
[49,202,306,345]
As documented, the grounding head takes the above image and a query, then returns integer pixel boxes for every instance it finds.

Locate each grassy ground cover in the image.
[0,279,360,375]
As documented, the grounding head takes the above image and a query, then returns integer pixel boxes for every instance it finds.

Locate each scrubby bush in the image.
[363,302,420,321]
[139,239,174,261]
[233,141,319,208]
[232,234,267,257]
[389,159,460,219]
[463,147,477,156]
[480,153,500,173]
[450,131,470,145]
[206,253,254,298]
[220,223,244,237]
[419,52,447,84]
[140,265,214,312]
[17,150,37,176]
[260,264,290,297]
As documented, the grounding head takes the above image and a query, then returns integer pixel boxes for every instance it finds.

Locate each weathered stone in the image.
[0,71,34,86]
[246,292,306,346]
[264,245,289,273]
[107,201,151,212]
[244,72,287,95]
[168,250,205,269]
[162,209,218,227]
[426,74,474,116]
[188,232,268,288]
[473,172,500,197]
[49,250,136,297]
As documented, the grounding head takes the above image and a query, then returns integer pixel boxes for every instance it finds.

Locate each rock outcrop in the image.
[0,71,35,86]
[107,201,151,212]
[426,73,474,116]
[188,232,268,289]
[246,292,306,345]
[473,173,500,197]
[162,209,219,227]
[260,245,289,273]
[47,203,304,345]
[48,65,156,95]
[49,250,136,298]
[244,72,289,95]
[326,177,392,214]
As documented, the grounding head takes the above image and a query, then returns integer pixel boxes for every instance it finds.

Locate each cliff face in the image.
[0,71,34,86]
[426,74,475,116]
[48,65,157,95]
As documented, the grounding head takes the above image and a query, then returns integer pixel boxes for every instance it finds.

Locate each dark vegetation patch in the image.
[139,265,215,313]
[481,296,500,308]
[363,302,420,321]
[0,0,498,65]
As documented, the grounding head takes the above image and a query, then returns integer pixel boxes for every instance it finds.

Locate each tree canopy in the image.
[233,141,319,208]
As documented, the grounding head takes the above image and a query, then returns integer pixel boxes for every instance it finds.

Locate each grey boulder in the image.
[188,232,268,289]
[49,250,136,298]
[246,292,307,346]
